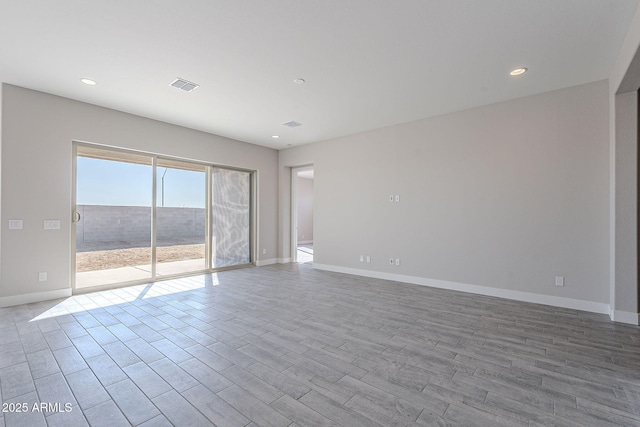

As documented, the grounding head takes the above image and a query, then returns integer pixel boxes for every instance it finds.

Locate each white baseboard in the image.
[256,258,278,267]
[609,309,640,325]
[313,264,611,316]
[256,257,293,266]
[298,240,313,245]
[0,288,72,308]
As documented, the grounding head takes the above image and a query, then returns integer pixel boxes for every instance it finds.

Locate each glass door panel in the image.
[155,158,207,276]
[75,146,153,288]
[211,168,251,268]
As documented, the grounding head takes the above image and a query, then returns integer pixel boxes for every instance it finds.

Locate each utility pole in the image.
[161,168,168,207]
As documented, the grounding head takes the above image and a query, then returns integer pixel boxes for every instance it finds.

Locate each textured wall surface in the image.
[76,205,205,247]
[280,80,610,304]
[297,177,313,242]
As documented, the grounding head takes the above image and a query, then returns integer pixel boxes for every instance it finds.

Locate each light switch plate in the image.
[9,220,23,230]
[44,220,61,230]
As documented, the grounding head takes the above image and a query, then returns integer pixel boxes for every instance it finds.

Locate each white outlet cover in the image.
[9,220,23,230]
[395,195,400,202]
[359,255,364,262]
[38,272,47,282]
[389,195,394,202]
[366,256,371,263]
[44,220,61,230]
[395,259,400,266]
[555,276,564,286]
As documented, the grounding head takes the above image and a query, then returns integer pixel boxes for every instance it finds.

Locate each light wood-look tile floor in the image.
[1,263,640,426]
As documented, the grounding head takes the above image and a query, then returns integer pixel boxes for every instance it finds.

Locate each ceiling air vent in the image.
[170,78,199,92]
[282,120,303,128]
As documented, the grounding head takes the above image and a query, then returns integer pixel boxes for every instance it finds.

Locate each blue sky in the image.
[77,157,205,208]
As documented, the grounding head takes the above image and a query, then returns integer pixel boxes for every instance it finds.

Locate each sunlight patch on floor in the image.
[30,273,220,322]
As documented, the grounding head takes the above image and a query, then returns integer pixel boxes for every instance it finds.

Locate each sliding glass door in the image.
[156,159,207,277]
[75,147,153,288]
[73,144,253,290]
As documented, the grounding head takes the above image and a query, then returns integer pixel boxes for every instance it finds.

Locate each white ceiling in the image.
[1,1,638,150]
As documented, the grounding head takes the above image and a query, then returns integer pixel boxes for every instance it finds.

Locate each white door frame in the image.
[291,165,313,263]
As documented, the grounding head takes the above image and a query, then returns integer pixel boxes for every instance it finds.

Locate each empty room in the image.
[2,1,640,426]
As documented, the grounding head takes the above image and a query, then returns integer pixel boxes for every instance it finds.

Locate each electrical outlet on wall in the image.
[360,255,364,262]
[555,276,564,287]
[38,272,47,282]
[395,258,400,266]
[366,256,371,263]
[262,249,266,254]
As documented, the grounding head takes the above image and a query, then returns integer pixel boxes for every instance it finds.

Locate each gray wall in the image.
[76,205,206,246]
[0,84,278,299]
[609,2,640,320]
[280,80,610,305]
[296,177,313,243]
[613,92,638,314]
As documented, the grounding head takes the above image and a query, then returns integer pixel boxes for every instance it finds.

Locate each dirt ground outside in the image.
[76,244,205,272]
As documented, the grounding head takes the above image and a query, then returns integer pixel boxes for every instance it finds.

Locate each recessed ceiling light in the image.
[509,67,527,76]
[80,78,96,85]
[272,135,279,139]
[293,78,306,85]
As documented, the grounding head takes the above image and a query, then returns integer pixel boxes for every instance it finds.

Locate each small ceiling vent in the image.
[282,120,303,128]
[170,78,199,92]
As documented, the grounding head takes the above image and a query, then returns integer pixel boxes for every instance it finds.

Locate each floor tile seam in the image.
[339,373,433,411]
[537,365,636,391]
[342,390,419,425]
[65,371,114,413]
[104,377,162,426]
[216,365,284,403]
[574,396,640,422]
[84,352,124,387]
[35,375,90,424]
[269,392,342,426]
[26,374,91,423]
[151,388,214,426]
[541,379,616,402]
[455,371,571,406]
[215,383,293,425]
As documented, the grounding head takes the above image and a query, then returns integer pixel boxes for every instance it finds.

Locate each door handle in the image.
[72,211,81,223]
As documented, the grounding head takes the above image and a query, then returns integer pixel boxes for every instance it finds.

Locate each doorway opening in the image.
[291,166,314,264]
